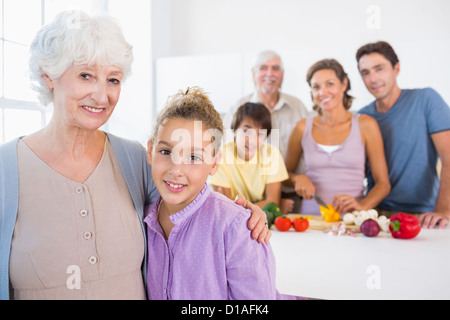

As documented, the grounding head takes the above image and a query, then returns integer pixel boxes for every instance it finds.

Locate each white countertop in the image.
[270,226,450,300]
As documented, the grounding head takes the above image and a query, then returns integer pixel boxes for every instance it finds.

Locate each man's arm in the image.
[419,130,450,228]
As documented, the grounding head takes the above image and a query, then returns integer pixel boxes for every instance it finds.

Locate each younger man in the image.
[356,41,450,229]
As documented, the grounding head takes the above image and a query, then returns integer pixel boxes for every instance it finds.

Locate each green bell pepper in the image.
[262,202,282,229]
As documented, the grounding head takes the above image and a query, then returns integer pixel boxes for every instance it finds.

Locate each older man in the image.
[223,50,309,213]
[356,41,450,229]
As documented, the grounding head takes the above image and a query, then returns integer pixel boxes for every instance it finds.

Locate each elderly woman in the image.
[0,10,269,300]
[286,59,391,215]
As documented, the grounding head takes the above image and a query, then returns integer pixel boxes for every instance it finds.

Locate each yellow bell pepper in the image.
[320,204,340,222]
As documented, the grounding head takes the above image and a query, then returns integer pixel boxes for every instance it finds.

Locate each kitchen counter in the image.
[271,226,450,299]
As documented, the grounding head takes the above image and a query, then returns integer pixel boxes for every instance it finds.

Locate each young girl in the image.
[144,88,278,300]
[211,102,289,212]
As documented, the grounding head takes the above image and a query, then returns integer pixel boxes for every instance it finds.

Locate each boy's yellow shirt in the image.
[211,142,288,203]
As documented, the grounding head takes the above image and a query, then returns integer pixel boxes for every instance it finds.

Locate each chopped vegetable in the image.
[320,204,340,222]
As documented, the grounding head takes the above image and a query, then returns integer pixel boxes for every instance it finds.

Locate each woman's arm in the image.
[333,116,390,213]
[359,115,391,210]
[285,119,305,185]
[284,120,315,199]
[235,195,271,244]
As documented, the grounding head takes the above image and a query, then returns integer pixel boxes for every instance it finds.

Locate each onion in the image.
[360,219,380,237]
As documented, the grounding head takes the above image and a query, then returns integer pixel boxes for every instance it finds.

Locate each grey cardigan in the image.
[0,133,159,300]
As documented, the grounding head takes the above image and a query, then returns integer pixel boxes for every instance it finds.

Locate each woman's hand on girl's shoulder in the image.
[235,195,271,245]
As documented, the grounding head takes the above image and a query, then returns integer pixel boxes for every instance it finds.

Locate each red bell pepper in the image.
[389,213,421,239]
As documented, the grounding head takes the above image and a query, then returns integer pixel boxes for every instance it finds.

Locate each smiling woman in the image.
[285,58,391,216]
[23,10,133,183]
[29,10,133,107]
[306,59,353,116]
[0,10,161,300]
[42,64,124,134]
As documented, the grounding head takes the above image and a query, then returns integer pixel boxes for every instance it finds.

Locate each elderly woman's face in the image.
[44,63,123,131]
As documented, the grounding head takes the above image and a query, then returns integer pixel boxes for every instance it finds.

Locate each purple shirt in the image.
[143,184,278,300]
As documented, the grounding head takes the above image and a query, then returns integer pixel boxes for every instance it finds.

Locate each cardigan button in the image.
[83,232,92,240]
[88,256,98,264]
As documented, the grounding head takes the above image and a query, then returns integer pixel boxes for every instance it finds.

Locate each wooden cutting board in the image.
[286,214,361,233]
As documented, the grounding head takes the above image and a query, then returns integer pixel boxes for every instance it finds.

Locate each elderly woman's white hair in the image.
[29,10,133,106]
[251,50,284,75]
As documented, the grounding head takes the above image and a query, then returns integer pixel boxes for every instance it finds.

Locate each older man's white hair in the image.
[251,50,284,75]
[29,10,133,106]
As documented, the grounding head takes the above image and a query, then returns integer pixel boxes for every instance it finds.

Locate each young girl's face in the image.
[235,117,268,161]
[148,118,221,214]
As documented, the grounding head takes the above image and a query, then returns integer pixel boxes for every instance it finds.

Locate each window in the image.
[0,0,107,144]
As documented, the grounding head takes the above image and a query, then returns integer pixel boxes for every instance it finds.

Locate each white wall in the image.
[154,0,450,119]
[105,0,153,145]
[169,0,450,56]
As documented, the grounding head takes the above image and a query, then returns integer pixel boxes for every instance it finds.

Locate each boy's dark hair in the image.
[231,102,272,137]
[356,41,399,68]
